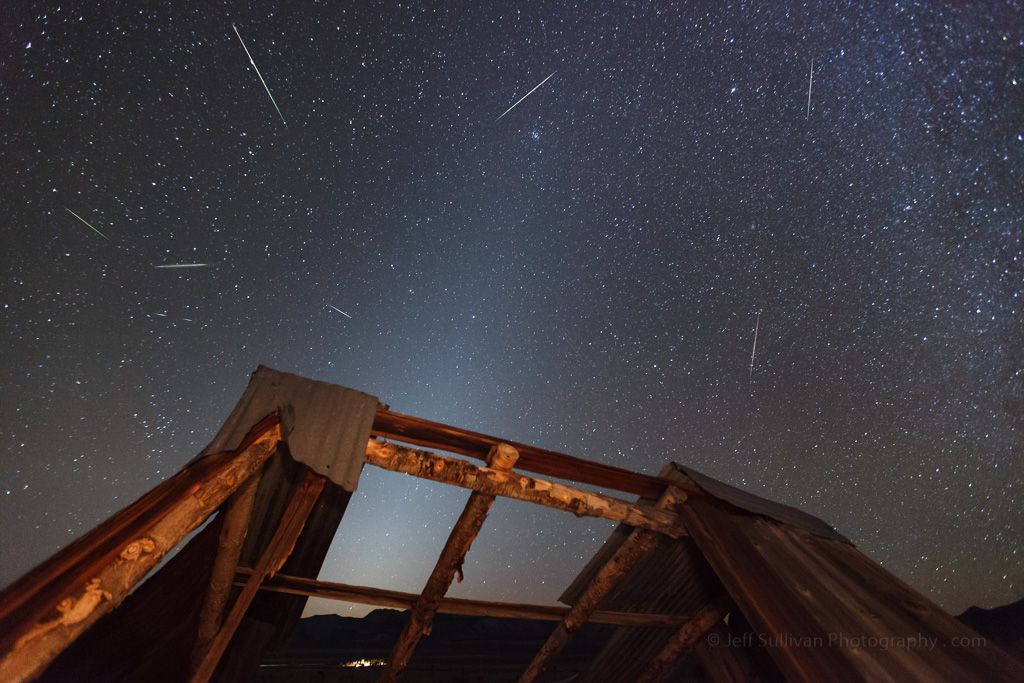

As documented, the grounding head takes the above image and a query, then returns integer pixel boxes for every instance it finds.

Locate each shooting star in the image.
[749,311,761,379]
[327,304,352,319]
[232,23,286,125]
[151,312,168,317]
[65,208,109,241]
[154,263,210,269]
[806,57,814,119]
[496,72,555,121]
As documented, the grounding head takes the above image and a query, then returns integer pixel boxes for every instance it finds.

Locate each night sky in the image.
[2,2,1022,619]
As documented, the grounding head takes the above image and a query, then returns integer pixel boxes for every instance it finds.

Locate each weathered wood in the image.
[634,597,731,683]
[378,445,519,683]
[365,439,687,538]
[372,407,700,499]
[517,487,685,683]
[190,468,263,671]
[0,415,282,683]
[190,469,326,683]
[678,500,849,683]
[237,569,694,628]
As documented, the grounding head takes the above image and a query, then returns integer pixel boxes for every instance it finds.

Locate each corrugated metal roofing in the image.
[202,365,378,491]
[675,463,847,543]
[559,462,1024,683]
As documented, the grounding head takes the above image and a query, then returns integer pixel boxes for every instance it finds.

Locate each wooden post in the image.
[0,415,282,683]
[365,440,686,538]
[378,444,519,683]
[517,487,684,683]
[237,569,694,628]
[634,597,731,683]
[189,469,326,683]
[190,468,264,671]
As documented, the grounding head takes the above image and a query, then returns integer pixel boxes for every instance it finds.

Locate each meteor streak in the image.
[806,58,814,119]
[64,208,109,240]
[496,72,555,121]
[749,311,761,379]
[232,24,286,125]
[327,304,352,318]
[154,263,210,269]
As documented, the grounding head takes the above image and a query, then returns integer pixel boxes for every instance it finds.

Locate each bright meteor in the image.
[154,263,211,269]
[232,24,286,126]
[496,72,555,121]
[64,208,109,240]
[327,304,352,318]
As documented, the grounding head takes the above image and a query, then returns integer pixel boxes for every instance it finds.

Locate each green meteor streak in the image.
[64,208,110,240]
[233,24,287,126]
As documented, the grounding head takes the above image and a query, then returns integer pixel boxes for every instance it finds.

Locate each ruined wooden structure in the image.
[0,366,1021,682]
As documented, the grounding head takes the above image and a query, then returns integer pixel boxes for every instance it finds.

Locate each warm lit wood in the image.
[191,468,264,671]
[379,445,518,683]
[365,439,687,538]
[0,415,282,683]
[190,469,326,683]
[372,407,700,499]
[238,569,694,628]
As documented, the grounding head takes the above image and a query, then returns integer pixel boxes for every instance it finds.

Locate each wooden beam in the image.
[372,407,695,499]
[517,487,684,683]
[190,468,326,683]
[379,444,519,683]
[190,468,264,671]
[236,569,695,629]
[634,597,732,683]
[365,440,687,538]
[0,414,282,683]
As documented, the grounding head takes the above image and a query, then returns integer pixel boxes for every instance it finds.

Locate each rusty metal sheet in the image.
[202,365,378,491]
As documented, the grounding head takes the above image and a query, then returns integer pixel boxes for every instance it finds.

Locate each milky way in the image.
[2,2,1021,617]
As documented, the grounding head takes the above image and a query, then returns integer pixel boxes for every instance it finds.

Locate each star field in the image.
[1,1,1021,618]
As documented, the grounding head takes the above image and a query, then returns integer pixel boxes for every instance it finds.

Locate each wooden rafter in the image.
[517,487,685,683]
[189,468,326,683]
[378,444,519,683]
[0,414,282,683]
[365,439,687,538]
[634,596,732,683]
[238,569,696,629]
[372,407,700,499]
[191,467,264,670]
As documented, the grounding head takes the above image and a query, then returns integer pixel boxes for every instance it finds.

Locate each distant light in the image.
[25,41,31,49]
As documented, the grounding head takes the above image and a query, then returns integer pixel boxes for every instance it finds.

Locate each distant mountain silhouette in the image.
[959,598,1024,661]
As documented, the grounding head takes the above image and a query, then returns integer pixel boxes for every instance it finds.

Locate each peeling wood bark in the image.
[189,468,326,683]
[237,569,694,628]
[0,415,282,683]
[190,468,263,671]
[378,444,519,683]
[517,487,685,683]
[365,439,686,538]
[372,407,702,499]
[634,596,732,683]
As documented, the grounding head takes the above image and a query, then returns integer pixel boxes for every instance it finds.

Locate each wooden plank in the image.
[365,439,687,538]
[678,499,853,683]
[237,569,694,628]
[0,415,282,683]
[517,487,684,683]
[190,468,263,671]
[372,407,697,499]
[378,444,519,683]
[634,596,731,683]
[189,468,326,683]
